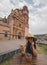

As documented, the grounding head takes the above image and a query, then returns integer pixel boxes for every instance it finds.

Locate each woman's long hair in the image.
[33,40,36,49]
[26,40,33,54]
[26,40,36,54]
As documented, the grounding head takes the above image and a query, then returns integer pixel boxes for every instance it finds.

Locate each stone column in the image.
[9,17,14,39]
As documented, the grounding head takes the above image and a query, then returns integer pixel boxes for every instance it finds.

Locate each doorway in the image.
[18,32,21,39]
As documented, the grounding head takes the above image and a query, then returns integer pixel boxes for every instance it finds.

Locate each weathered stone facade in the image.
[0,17,10,39]
[0,6,29,39]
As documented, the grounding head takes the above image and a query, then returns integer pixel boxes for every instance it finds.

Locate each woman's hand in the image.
[31,43,38,57]
[31,42,34,47]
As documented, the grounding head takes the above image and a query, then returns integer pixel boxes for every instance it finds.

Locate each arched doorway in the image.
[18,32,21,39]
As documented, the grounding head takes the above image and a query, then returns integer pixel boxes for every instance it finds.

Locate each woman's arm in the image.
[31,43,38,57]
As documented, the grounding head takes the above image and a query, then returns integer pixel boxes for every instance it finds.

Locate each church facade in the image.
[0,6,29,40]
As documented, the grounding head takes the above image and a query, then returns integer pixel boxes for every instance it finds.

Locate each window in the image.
[19,32,21,35]
[19,24,21,27]
[3,18,7,23]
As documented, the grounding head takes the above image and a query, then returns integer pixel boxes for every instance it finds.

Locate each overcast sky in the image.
[0,0,47,35]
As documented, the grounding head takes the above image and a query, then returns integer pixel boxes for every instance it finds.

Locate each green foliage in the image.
[38,44,47,55]
[0,57,12,65]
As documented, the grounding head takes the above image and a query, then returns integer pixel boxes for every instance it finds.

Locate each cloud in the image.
[29,4,47,34]
[0,0,47,34]
[28,0,47,34]
[0,0,15,17]
[29,14,47,34]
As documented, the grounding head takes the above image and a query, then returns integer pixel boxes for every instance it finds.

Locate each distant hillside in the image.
[34,34,47,41]
[34,34,47,37]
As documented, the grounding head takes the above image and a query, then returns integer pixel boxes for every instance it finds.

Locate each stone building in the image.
[0,17,10,39]
[0,6,29,40]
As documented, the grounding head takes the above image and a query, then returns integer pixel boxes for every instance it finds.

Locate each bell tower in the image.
[22,6,29,36]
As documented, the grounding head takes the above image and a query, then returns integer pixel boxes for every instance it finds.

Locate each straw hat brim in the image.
[26,36,37,41]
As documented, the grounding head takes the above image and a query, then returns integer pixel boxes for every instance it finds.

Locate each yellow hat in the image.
[27,34,34,37]
[20,44,24,47]
[26,34,37,41]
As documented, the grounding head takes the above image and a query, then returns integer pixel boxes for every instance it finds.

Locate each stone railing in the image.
[0,32,25,40]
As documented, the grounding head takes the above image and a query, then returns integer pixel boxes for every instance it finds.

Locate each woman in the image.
[25,34,37,57]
